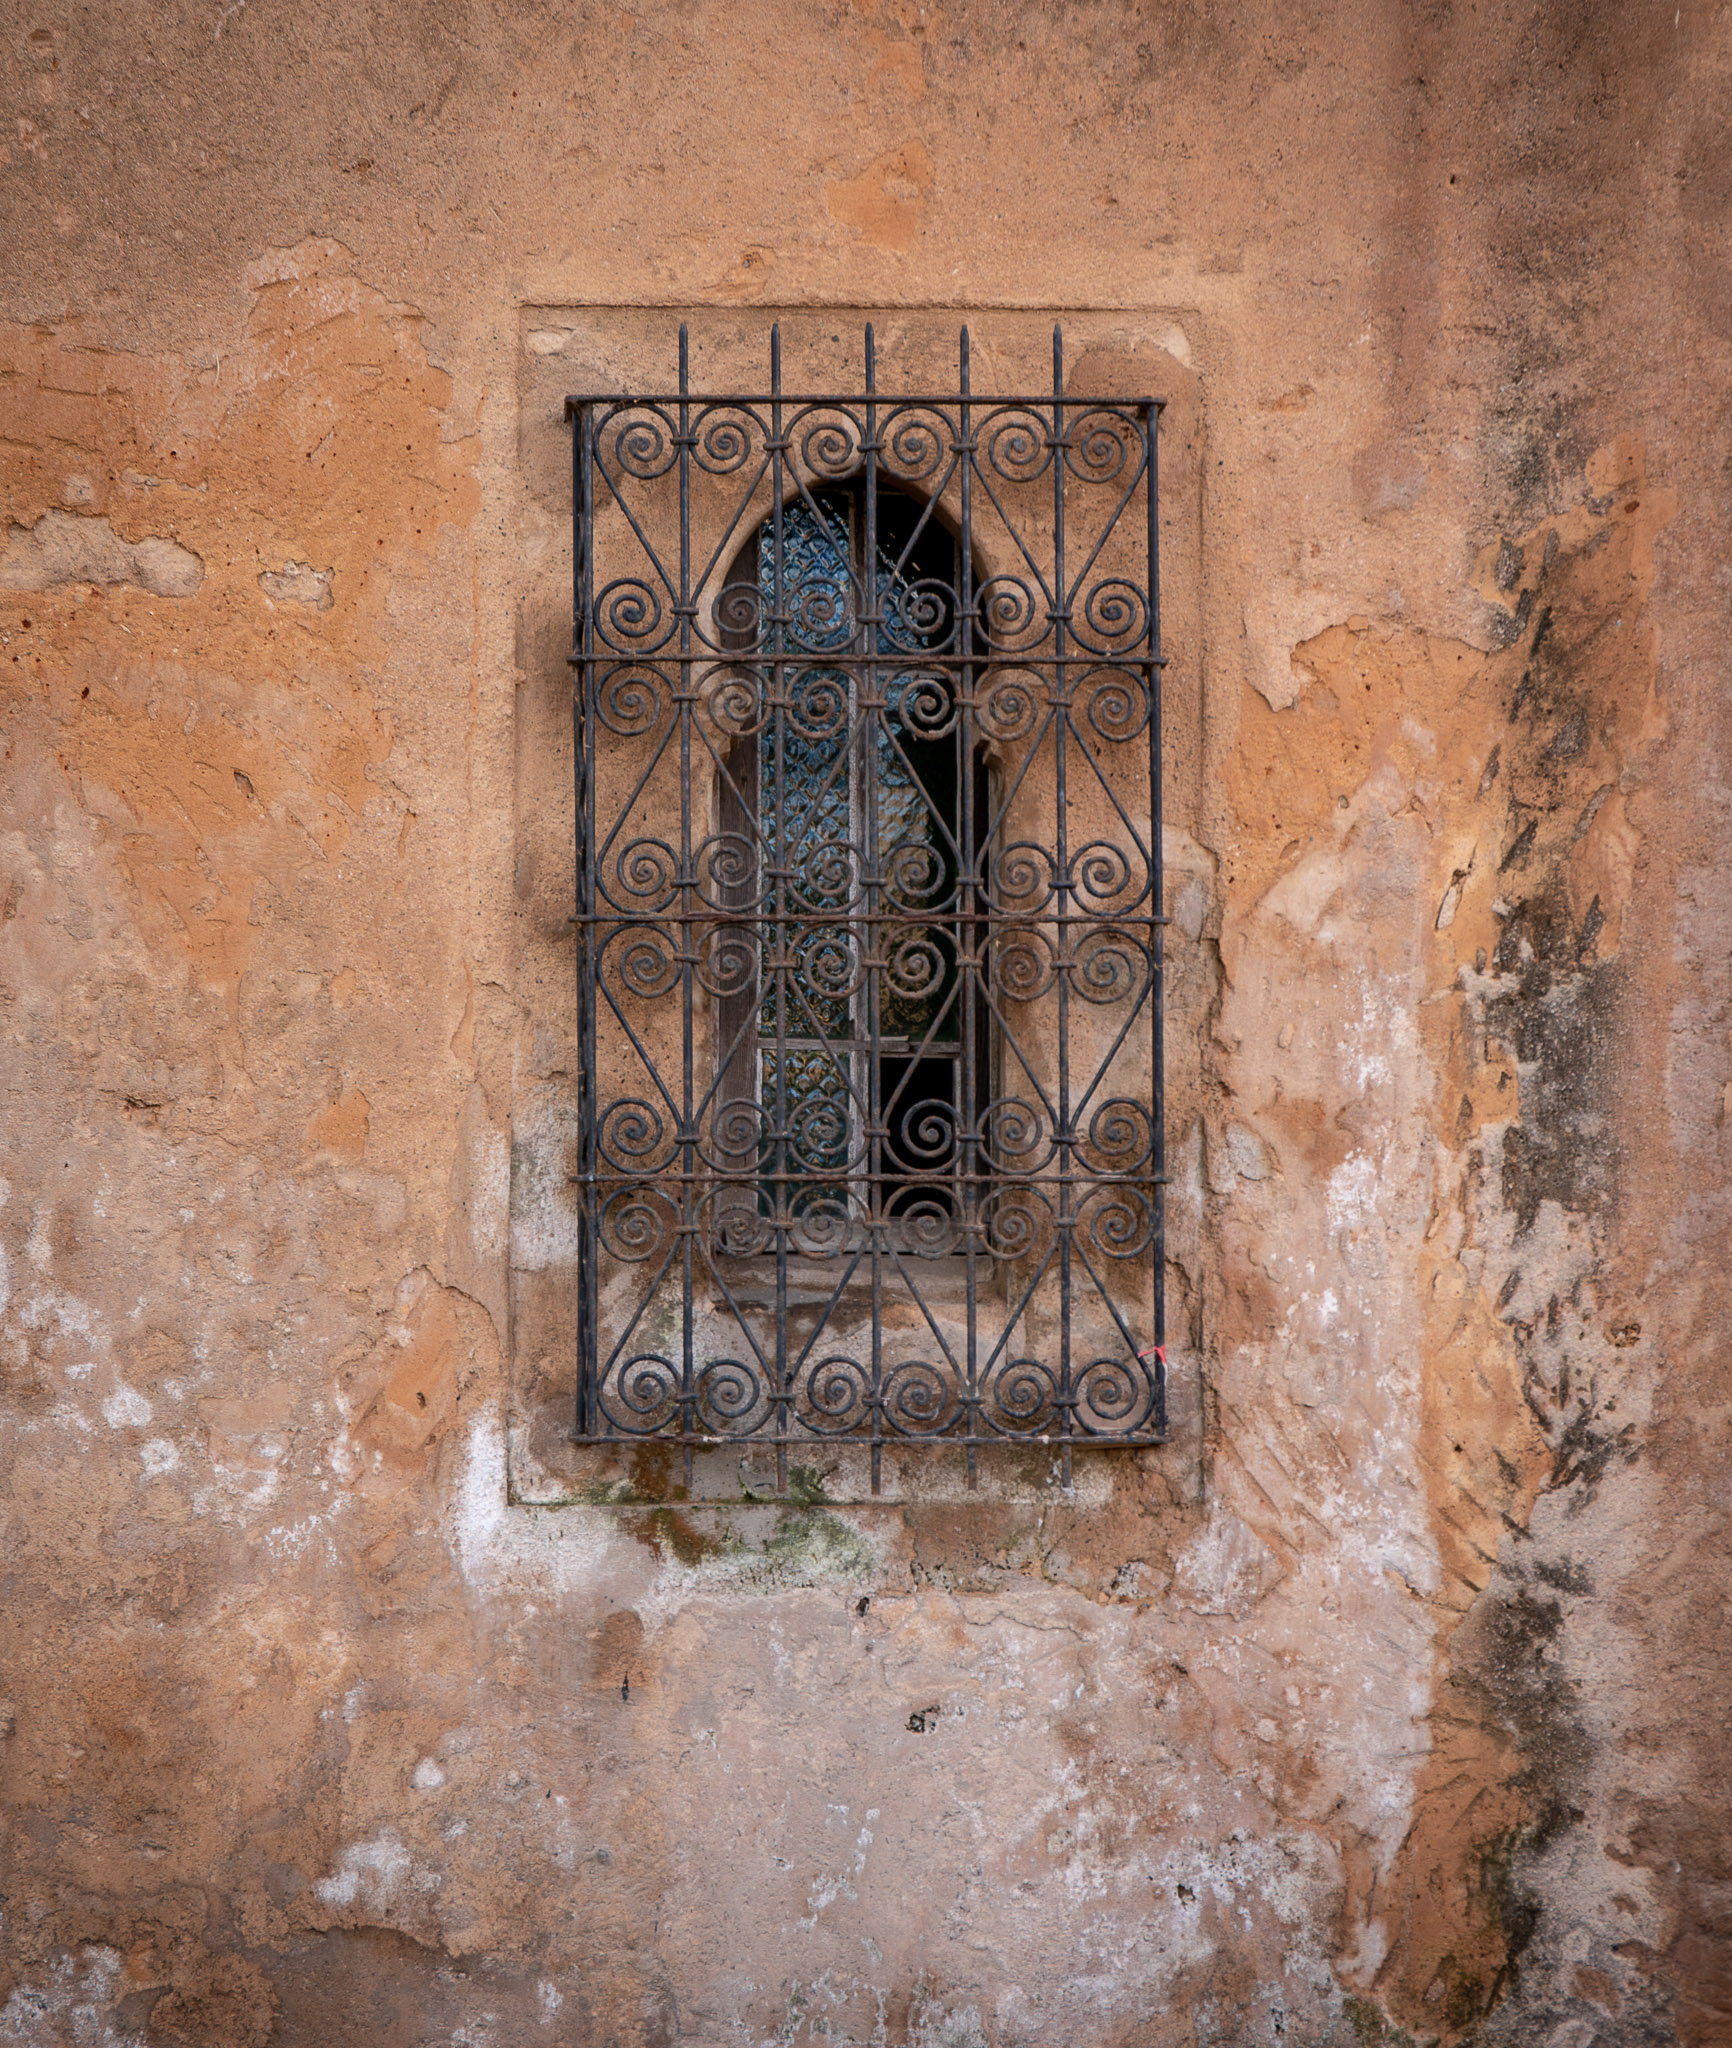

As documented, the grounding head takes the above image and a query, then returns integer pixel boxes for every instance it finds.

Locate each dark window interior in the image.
[714,484,992,1244]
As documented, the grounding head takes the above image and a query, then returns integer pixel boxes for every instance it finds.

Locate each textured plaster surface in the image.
[2,4,1730,2046]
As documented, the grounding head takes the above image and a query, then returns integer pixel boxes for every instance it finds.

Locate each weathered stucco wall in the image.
[2,4,1729,2044]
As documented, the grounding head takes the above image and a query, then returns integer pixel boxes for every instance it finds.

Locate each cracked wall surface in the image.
[2,4,1730,2046]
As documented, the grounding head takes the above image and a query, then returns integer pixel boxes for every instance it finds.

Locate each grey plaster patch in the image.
[258,559,334,609]
[0,510,203,597]
[1226,1121,1274,1181]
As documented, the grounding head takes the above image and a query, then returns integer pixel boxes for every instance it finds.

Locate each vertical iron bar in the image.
[574,401,597,1441]
[1147,397,1167,1437]
[959,325,978,1491]
[1052,324,1072,1491]
[678,325,696,1491]
[771,323,789,1497]
[864,322,883,1499]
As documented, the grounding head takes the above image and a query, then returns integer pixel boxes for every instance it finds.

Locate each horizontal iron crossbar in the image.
[566,391,1168,409]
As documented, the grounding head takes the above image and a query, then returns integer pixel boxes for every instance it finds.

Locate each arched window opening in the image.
[712,484,993,1254]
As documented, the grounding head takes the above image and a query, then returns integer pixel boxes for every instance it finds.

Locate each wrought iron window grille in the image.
[567,324,1167,1493]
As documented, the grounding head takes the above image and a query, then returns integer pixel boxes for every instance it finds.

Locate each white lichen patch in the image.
[101,1384,151,1429]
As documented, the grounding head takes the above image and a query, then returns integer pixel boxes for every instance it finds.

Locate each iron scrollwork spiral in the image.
[610,838,678,912]
[882,1358,960,1437]
[594,578,674,655]
[801,1354,873,1435]
[702,663,769,737]
[597,666,669,736]
[597,1353,681,1434]
[1072,1353,1159,1437]
[879,404,954,485]
[691,404,764,475]
[1073,577,1150,656]
[696,924,758,999]
[984,1355,1059,1435]
[598,1185,679,1263]
[606,924,681,1000]
[1062,407,1141,485]
[975,668,1042,743]
[793,407,864,480]
[696,1356,764,1434]
[710,582,765,650]
[1079,667,1150,744]
[980,405,1053,483]
[1077,1181,1157,1262]
[975,575,1045,653]
[603,405,680,481]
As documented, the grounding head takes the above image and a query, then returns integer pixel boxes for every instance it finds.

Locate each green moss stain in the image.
[757,1505,874,1581]
[785,1463,833,1506]
[652,1506,728,1567]
[1341,1994,1423,2048]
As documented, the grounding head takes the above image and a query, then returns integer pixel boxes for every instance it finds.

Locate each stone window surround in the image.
[507,305,1211,1509]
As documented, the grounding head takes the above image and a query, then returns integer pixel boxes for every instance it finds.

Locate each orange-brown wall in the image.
[2,4,1728,2043]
